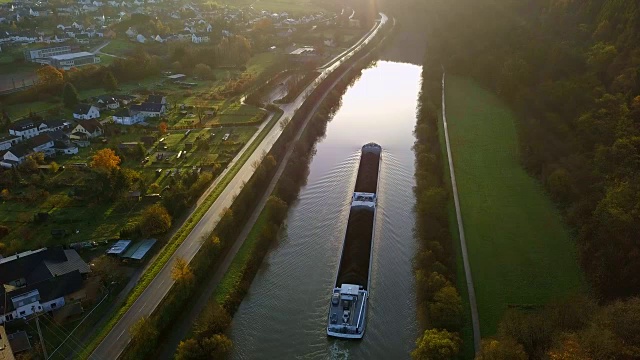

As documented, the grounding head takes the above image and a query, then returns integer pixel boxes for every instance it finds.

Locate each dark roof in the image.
[146,95,165,104]
[6,143,31,158]
[9,119,36,132]
[7,330,31,354]
[76,119,102,133]
[0,270,84,313]
[97,95,118,104]
[114,108,134,117]
[29,133,53,148]
[0,247,88,286]
[41,119,67,128]
[130,102,164,113]
[47,130,68,142]
[74,104,95,115]
[114,94,135,101]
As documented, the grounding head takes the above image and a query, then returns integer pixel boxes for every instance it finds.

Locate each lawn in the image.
[100,39,139,57]
[442,75,585,336]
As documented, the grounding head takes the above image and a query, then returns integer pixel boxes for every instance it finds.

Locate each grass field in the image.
[442,75,585,337]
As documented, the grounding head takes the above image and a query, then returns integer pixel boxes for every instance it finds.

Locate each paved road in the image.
[89,13,387,360]
[440,72,481,352]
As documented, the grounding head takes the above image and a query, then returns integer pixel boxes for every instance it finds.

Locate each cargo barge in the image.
[326,143,381,339]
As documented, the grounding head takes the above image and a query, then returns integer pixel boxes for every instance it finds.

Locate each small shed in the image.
[122,239,157,260]
[106,240,132,256]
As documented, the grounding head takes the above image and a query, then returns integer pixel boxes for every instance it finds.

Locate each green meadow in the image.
[441,75,585,337]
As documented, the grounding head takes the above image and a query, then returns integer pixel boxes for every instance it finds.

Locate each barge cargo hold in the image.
[326,143,381,339]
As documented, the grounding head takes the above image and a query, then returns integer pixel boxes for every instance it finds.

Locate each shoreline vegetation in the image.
[118,16,393,360]
[408,0,640,358]
[410,67,465,359]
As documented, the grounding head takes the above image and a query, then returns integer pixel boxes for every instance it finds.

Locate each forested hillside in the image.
[416,0,640,301]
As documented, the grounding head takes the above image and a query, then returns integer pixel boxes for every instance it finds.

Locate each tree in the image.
[412,329,461,360]
[129,316,158,347]
[266,196,288,224]
[175,334,232,360]
[194,302,231,339]
[49,162,59,173]
[548,336,593,360]
[91,255,126,284]
[62,82,80,109]
[194,63,214,80]
[476,338,527,360]
[428,285,463,330]
[158,121,168,134]
[103,71,118,91]
[36,65,63,88]
[90,149,121,171]
[171,256,194,285]
[140,204,172,236]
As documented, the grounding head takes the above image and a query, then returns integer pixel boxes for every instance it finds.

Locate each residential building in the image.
[0,135,20,151]
[23,45,71,62]
[73,104,100,120]
[96,96,120,110]
[130,102,166,117]
[146,95,166,104]
[49,52,100,70]
[191,33,209,44]
[113,108,143,125]
[8,119,38,139]
[0,144,30,168]
[48,130,78,154]
[71,119,103,139]
[0,247,90,324]
[29,133,54,155]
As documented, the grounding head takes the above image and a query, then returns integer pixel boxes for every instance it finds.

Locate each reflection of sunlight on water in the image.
[230,61,421,360]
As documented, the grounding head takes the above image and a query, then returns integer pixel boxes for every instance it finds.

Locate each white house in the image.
[136,34,146,43]
[8,119,39,139]
[30,133,55,155]
[112,108,143,125]
[0,144,30,168]
[0,135,21,151]
[96,96,120,109]
[73,104,100,120]
[125,27,137,37]
[191,33,209,44]
[71,119,103,139]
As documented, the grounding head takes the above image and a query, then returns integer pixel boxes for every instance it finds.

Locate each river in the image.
[229,61,421,359]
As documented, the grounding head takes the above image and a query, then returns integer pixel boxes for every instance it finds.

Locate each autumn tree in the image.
[175,334,232,360]
[194,301,231,339]
[476,338,527,360]
[37,65,63,88]
[158,121,168,134]
[62,82,80,109]
[412,329,461,360]
[103,71,118,91]
[140,203,172,236]
[90,148,121,171]
[428,285,463,330]
[171,256,194,285]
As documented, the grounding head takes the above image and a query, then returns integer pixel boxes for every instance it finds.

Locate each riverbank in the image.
[441,75,585,336]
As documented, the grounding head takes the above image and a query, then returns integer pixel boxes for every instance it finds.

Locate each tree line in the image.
[410,67,465,360]
[417,0,640,301]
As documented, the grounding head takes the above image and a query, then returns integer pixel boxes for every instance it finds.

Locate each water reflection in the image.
[230,61,421,360]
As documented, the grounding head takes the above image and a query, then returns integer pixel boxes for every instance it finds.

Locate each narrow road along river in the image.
[230,61,421,359]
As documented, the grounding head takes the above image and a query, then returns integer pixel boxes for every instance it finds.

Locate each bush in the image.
[0,225,8,239]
